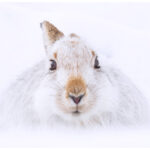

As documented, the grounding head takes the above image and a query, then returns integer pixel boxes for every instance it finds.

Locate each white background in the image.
[0,3,150,147]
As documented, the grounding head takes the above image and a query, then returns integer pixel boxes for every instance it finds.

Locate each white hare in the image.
[0,21,149,127]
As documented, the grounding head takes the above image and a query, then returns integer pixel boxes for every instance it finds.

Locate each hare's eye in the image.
[50,60,57,71]
[94,56,100,69]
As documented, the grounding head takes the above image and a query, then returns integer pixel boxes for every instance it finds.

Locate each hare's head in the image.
[34,21,118,125]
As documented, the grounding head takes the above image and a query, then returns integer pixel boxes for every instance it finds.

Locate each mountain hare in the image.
[0,21,149,127]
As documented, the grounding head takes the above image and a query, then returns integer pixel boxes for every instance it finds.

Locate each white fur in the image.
[0,34,149,128]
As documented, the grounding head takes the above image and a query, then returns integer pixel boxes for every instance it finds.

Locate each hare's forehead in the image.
[52,38,93,62]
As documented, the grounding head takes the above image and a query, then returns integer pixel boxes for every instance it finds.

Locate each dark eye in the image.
[50,60,57,71]
[94,56,100,69]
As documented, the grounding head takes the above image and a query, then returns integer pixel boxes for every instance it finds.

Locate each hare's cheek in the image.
[55,95,74,113]
[80,93,97,113]
[32,87,56,120]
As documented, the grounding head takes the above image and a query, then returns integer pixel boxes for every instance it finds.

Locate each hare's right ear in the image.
[40,21,64,51]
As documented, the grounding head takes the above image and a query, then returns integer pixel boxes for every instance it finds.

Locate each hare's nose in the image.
[69,94,84,104]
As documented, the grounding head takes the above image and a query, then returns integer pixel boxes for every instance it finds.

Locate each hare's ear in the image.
[40,21,64,50]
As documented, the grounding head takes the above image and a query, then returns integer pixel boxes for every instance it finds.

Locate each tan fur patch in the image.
[42,21,64,44]
[66,76,86,98]
[53,52,57,59]
[70,33,79,38]
[70,41,79,47]
[91,50,95,57]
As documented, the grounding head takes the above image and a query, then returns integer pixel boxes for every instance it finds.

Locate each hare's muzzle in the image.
[69,94,85,104]
[66,75,86,105]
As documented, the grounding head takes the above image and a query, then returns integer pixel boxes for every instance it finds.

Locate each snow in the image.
[0,3,150,147]
[0,126,150,147]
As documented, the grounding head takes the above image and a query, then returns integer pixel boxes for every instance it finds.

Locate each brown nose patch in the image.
[66,76,86,98]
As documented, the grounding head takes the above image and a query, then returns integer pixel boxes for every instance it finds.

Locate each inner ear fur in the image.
[40,21,64,49]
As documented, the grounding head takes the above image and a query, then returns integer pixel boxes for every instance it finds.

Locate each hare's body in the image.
[0,21,149,127]
[0,59,148,127]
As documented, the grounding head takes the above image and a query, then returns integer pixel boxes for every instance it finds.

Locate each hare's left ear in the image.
[40,21,64,50]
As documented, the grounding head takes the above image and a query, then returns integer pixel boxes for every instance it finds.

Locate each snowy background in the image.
[0,2,150,148]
